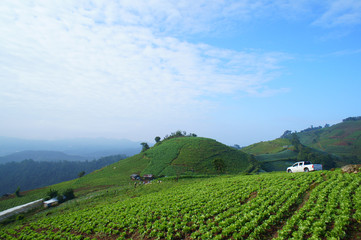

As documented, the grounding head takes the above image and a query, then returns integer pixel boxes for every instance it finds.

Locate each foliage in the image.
[280,130,293,138]
[15,187,21,198]
[62,188,75,201]
[154,136,161,143]
[343,116,361,122]
[213,158,225,173]
[163,130,197,141]
[140,142,150,152]
[46,189,59,200]
[78,171,85,178]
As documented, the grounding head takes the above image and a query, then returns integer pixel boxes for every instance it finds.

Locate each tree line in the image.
[0,154,126,196]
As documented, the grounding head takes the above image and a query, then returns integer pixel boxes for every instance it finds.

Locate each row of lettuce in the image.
[1,171,361,239]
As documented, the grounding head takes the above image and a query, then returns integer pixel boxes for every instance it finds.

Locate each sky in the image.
[0,0,360,146]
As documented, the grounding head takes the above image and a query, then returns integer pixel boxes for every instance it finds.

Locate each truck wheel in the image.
[304,168,309,172]
[288,169,292,173]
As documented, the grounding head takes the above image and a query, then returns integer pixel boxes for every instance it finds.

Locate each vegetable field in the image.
[1,171,361,239]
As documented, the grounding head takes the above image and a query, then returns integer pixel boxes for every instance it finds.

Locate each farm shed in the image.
[43,198,59,208]
[130,174,141,180]
[143,174,154,180]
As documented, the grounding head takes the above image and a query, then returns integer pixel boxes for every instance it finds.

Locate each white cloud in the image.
[0,0,291,139]
[312,0,361,27]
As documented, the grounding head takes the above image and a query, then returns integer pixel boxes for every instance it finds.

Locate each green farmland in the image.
[1,170,361,239]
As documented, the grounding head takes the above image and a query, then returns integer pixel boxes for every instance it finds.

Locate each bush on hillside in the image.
[63,188,75,201]
[45,189,59,200]
[163,130,197,141]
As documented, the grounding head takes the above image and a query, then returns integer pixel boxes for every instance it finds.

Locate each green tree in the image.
[155,136,161,143]
[141,142,150,152]
[291,133,301,152]
[57,193,65,204]
[46,189,58,200]
[78,171,85,178]
[15,186,21,197]
[213,158,226,173]
[63,188,75,201]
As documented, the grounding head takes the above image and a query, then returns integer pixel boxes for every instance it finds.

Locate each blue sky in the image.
[0,0,360,146]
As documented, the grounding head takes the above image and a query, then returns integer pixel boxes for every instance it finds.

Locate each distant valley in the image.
[0,137,141,196]
[0,137,142,159]
[0,154,126,195]
[0,150,86,164]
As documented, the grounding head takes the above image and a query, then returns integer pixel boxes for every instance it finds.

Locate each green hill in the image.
[242,138,292,155]
[0,136,256,211]
[243,137,338,172]
[297,119,361,161]
[142,137,255,176]
[242,118,361,171]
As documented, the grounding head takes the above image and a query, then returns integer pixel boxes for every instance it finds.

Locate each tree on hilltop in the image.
[141,142,150,152]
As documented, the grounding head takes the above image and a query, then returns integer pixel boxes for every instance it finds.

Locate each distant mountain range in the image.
[0,137,142,159]
[0,150,86,164]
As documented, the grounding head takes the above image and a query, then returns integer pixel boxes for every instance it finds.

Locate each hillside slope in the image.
[243,137,337,171]
[297,119,361,161]
[142,137,255,176]
[243,118,361,171]
[0,136,256,211]
[242,138,292,155]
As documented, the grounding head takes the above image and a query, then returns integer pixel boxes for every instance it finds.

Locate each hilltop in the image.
[141,136,256,176]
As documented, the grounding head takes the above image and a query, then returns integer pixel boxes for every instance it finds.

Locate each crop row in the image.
[1,171,360,240]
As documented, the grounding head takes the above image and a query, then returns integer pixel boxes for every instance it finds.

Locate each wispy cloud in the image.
[0,0,289,138]
[312,0,361,27]
[4,0,358,140]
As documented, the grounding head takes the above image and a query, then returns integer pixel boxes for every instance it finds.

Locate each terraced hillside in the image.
[242,138,299,172]
[142,137,255,176]
[0,136,256,211]
[243,119,361,171]
[297,120,361,160]
[242,138,292,155]
[1,171,360,239]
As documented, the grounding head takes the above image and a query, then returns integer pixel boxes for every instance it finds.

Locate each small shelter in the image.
[130,174,141,180]
[43,198,59,208]
[143,174,154,180]
[142,174,154,183]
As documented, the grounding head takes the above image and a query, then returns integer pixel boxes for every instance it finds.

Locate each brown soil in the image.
[345,218,361,240]
[240,191,258,205]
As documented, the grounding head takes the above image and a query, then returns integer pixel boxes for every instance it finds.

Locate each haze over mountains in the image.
[0,137,141,160]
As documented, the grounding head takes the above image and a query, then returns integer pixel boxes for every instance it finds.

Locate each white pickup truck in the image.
[287,161,322,173]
